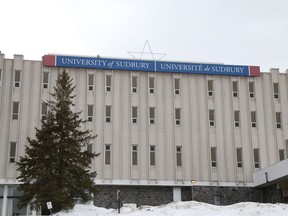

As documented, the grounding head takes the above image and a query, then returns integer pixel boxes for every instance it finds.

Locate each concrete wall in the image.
[0,54,288,189]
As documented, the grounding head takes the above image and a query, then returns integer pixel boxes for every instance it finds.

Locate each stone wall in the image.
[94,185,173,208]
[182,186,262,205]
[94,185,282,208]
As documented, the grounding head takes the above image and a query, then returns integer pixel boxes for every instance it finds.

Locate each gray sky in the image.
[1,0,288,72]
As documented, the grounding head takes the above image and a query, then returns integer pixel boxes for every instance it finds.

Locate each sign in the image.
[43,55,260,77]
[46,201,52,210]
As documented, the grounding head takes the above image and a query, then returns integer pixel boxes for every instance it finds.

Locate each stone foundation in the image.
[94,185,282,208]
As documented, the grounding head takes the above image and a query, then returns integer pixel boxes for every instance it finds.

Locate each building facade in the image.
[0,53,287,215]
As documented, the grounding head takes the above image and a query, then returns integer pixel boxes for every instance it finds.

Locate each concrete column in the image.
[173,187,181,201]
[1,185,8,216]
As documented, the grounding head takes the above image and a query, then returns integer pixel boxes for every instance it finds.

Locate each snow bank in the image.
[54,201,288,216]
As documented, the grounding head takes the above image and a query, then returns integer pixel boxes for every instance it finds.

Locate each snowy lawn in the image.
[54,201,288,216]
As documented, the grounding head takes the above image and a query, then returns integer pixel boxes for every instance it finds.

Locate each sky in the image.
[1,0,288,72]
[56,201,288,216]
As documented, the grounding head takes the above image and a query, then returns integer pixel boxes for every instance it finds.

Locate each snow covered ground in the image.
[54,201,288,216]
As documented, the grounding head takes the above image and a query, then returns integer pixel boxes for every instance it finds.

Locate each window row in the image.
[88,74,155,94]
[104,144,288,168]
[10,70,49,89]
[104,144,182,166]
[7,142,288,166]
[10,102,284,130]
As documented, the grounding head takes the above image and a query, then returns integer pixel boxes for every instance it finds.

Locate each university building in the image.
[0,52,287,215]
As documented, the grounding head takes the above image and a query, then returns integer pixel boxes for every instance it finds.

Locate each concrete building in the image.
[0,53,287,215]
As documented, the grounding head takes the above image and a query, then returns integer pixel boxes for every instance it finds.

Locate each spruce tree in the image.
[16,70,98,214]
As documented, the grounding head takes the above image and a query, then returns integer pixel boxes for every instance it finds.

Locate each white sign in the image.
[46,201,52,210]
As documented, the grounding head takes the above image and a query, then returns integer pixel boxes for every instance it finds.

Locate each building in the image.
[0,53,287,215]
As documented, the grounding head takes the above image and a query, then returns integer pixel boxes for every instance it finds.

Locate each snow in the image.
[54,201,288,216]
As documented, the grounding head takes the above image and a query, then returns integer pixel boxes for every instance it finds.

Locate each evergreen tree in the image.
[16,70,99,214]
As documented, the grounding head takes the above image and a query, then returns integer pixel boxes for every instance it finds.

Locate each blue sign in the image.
[43,55,260,77]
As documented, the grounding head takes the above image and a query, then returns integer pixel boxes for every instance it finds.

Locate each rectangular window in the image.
[176,146,182,166]
[106,75,112,92]
[253,148,260,169]
[88,74,94,91]
[175,108,181,125]
[106,106,111,123]
[234,110,240,127]
[279,149,285,161]
[105,144,111,165]
[87,143,93,164]
[132,76,137,93]
[236,148,242,168]
[211,147,217,167]
[232,81,238,97]
[276,112,281,128]
[208,80,213,96]
[251,111,257,128]
[150,145,156,166]
[87,105,93,122]
[43,72,49,89]
[286,140,288,159]
[174,78,180,95]
[12,102,19,120]
[249,81,255,98]
[132,145,138,165]
[273,83,279,99]
[132,106,138,124]
[41,103,48,120]
[14,70,21,87]
[149,77,155,94]
[9,142,17,163]
[149,107,155,125]
[209,109,215,127]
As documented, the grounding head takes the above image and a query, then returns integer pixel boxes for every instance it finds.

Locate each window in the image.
[149,77,155,94]
[276,112,281,129]
[208,80,213,96]
[150,145,156,166]
[9,142,17,163]
[251,111,257,128]
[105,144,111,165]
[0,69,2,86]
[273,83,279,99]
[249,81,254,98]
[132,76,137,93]
[286,140,288,159]
[132,145,138,165]
[87,143,93,164]
[87,105,93,122]
[106,75,112,92]
[14,70,21,87]
[232,81,238,97]
[253,148,260,169]
[279,149,285,161]
[149,107,155,124]
[132,106,138,124]
[234,110,240,127]
[43,72,49,89]
[176,146,182,166]
[12,102,19,120]
[88,74,94,91]
[211,147,217,167]
[236,148,242,168]
[41,103,48,120]
[209,109,215,127]
[106,106,111,123]
[174,78,180,95]
[175,108,181,125]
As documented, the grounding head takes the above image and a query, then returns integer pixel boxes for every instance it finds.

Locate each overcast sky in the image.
[1,0,288,72]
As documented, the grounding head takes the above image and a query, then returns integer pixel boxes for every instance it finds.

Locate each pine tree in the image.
[16,70,99,214]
